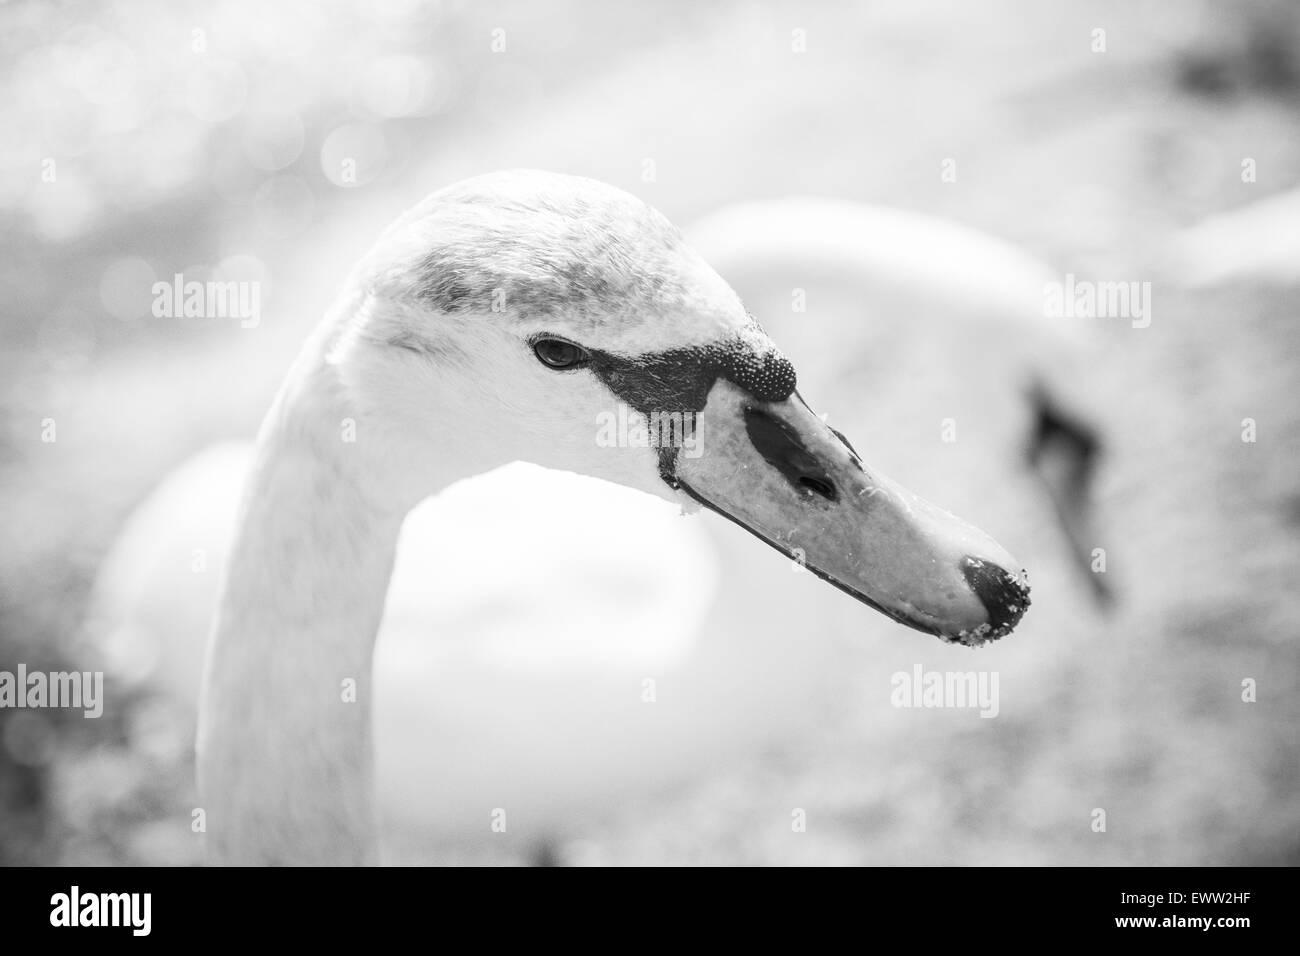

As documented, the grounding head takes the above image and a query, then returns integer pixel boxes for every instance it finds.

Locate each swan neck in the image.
[198,347,407,865]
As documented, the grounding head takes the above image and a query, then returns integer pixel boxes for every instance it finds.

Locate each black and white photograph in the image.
[0,0,1295,924]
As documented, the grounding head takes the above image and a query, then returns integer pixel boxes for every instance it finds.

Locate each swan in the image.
[91,171,1031,865]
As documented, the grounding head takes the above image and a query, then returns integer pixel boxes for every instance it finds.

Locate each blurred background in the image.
[2,0,1299,865]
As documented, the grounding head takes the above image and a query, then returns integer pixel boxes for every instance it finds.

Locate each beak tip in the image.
[951,556,1032,646]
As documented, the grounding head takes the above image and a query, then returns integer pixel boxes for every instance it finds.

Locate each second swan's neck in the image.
[197,331,409,864]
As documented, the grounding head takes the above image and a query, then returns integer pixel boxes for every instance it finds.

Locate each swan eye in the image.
[532,337,590,370]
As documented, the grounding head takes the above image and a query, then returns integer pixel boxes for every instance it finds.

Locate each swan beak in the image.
[670,381,1030,645]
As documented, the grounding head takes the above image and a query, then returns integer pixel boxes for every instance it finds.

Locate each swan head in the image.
[329,170,1029,644]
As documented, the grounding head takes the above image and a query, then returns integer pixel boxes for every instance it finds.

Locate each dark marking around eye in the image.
[584,334,797,489]
[587,336,796,415]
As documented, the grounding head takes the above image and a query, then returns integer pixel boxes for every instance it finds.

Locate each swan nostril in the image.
[743,406,840,503]
[798,475,837,501]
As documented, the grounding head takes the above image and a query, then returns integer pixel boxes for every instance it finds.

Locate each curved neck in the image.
[197,333,410,864]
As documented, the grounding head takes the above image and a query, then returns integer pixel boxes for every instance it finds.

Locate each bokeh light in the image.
[320,122,390,187]
[27,175,96,241]
[98,257,158,321]
[186,56,248,124]
[253,174,314,236]
[240,110,305,171]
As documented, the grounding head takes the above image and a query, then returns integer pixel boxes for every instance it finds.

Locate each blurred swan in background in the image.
[88,175,1101,864]
[1168,185,1300,287]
